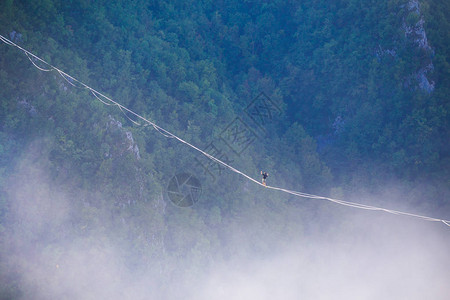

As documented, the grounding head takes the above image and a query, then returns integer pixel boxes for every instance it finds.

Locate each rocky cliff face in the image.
[106,115,141,160]
[402,0,434,93]
[376,1,435,93]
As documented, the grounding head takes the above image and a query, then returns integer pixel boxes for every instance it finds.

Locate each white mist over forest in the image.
[1,0,449,299]
[3,144,449,300]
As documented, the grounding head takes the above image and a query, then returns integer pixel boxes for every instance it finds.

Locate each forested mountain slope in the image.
[0,0,449,298]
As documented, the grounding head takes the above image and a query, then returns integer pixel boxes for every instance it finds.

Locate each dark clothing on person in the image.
[261,171,269,186]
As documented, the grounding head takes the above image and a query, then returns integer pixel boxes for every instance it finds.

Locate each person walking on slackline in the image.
[261,171,269,187]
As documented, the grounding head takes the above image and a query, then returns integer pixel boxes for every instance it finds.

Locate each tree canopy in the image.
[0,0,449,298]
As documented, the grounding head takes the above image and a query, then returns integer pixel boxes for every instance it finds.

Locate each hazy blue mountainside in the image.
[0,0,449,299]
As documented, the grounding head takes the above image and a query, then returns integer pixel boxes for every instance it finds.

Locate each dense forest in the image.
[0,0,449,299]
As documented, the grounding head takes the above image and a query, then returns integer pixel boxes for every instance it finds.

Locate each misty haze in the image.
[1,1,449,299]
